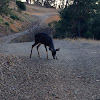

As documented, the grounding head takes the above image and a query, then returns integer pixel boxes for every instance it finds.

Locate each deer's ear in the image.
[56,48,60,51]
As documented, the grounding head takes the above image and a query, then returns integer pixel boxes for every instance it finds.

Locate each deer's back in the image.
[35,33,53,46]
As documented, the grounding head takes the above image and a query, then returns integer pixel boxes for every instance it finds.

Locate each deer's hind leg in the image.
[30,43,37,58]
[37,43,41,58]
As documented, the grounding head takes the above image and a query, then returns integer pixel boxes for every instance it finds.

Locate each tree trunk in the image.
[78,21,81,37]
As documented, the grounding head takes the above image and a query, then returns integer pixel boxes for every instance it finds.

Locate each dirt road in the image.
[0,6,100,100]
[1,39,100,100]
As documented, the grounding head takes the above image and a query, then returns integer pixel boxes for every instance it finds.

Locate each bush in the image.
[0,17,4,22]
[5,22,9,26]
[10,14,20,20]
[10,20,14,24]
[16,1,26,11]
[44,1,51,8]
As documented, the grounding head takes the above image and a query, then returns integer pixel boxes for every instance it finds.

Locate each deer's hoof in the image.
[30,55,31,58]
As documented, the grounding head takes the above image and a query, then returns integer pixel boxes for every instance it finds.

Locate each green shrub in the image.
[17,27,21,31]
[0,17,4,22]
[5,22,9,26]
[10,20,14,24]
[16,1,26,11]
[10,14,20,20]
[11,29,15,32]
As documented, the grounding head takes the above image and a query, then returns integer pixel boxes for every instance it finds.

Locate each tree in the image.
[16,1,26,11]
[90,1,100,39]
[55,0,99,39]
[88,0,100,39]
[91,15,100,40]
[0,0,10,15]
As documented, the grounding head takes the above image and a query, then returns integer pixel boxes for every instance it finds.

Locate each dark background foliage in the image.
[0,0,10,15]
[54,0,100,40]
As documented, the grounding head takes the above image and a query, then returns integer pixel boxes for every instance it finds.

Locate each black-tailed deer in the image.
[30,33,60,59]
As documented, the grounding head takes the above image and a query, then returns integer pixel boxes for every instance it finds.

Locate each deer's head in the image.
[49,48,60,59]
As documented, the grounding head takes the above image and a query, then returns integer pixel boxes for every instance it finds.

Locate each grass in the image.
[0,0,59,36]
[64,37,100,43]
[10,20,14,24]
[0,17,4,22]
[10,14,20,20]
[4,22,9,26]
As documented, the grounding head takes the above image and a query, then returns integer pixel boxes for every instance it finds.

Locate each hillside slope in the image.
[0,1,60,37]
[1,2,100,100]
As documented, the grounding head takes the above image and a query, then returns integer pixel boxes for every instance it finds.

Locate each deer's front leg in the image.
[44,45,48,59]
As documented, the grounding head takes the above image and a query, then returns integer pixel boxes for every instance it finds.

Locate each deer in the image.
[30,33,60,59]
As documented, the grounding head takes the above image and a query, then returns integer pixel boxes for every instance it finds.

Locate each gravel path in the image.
[0,39,100,100]
[0,7,100,100]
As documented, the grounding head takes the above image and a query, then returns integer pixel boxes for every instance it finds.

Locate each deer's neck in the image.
[49,40,55,51]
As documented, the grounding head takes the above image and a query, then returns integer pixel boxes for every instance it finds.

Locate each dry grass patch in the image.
[45,14,60,24]
[0,1,36,37]
[64,38,100,44]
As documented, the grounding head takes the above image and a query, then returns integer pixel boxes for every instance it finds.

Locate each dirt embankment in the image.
[1,2,32,35]
[0,1,60,37]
